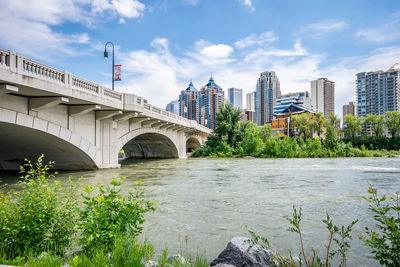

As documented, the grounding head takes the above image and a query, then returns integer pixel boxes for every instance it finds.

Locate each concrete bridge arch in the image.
[118,128,183,159]
[0,108,100,170]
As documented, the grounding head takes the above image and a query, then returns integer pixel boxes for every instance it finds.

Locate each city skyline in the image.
[1,0,400,115]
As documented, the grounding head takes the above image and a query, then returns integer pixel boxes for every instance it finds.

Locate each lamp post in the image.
[104,42,115,91]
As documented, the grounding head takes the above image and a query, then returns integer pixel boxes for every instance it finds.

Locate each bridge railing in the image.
[0,49,9,70]
[22,57,65,84]
[71,76,99,94]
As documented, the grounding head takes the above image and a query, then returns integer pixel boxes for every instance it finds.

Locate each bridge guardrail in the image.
[71,76,99,94]
[0,49,9,70]
[103,88,122,101]
[22,57,65,84]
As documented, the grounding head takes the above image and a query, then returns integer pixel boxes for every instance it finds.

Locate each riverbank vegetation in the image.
[192,104,400,158]
[0,156,398,266]
[0,156,207,267]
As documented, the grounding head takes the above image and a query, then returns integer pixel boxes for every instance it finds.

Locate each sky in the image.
[1,0,400,116]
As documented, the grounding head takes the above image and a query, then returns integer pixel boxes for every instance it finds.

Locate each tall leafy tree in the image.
[214,104,241,147]
[328,113,340,128]
[314,112,327,137]
[385,111,400,138]
[343,114,363,137]
[365,114,386,137]
[292,113,310,139]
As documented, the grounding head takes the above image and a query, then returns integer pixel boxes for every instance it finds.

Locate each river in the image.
[1,157,399,266]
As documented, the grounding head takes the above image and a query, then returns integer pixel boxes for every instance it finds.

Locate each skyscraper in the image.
[166,99,179,115]
[179,81,200,122]
[199,76,224,129]
[228,88,243,109]
[255,71,281,125]
[343,101,356,117]
[356,64,400,117]
[311,78,335,118]
[246,91,256,111]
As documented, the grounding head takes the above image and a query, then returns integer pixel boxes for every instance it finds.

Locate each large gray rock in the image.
[211,236,272,267]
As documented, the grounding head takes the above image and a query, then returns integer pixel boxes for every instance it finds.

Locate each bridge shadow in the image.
[121,133,179,159]
[0,122,97,170]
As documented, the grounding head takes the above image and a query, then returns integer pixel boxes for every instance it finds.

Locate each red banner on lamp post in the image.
[114,64,121,81]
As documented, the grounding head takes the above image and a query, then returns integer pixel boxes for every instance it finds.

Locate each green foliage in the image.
[191,147,204,157]
[250,206,358,267]
[259,124,275,142]
[343,114,363,138]
[365,114,386,137]
[343,136,400,150]
[324,125,341,151]
[0,155,78,258]
[236,122,263,156]
[275,137,298,158]
[361,186,400,266]
[214,104,242,147]
[260,138,279,158]
[385,111,400,138]
[77,178,156,253]
[292,113,311,139]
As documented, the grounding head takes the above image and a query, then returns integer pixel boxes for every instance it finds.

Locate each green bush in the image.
[260,138,278,158]
[77,177,156,253]
[191,147,204,157]
[361,186,400,266]
[0,155,78,257]
[276,137,298,158]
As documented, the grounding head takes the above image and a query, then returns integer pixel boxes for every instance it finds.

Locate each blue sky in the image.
[1,0,400,116]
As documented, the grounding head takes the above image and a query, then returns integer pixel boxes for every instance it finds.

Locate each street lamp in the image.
[104,42,115,91]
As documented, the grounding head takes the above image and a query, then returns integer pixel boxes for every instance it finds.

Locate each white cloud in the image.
[240,0,254,11]
[307,21,347,31]
[200,44,234,58]
[111,0,145,18]
[355,29,400,43]
[234,31,278,49]
[0,0,145,60]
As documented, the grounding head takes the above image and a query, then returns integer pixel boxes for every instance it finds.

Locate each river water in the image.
[1,157,400,266]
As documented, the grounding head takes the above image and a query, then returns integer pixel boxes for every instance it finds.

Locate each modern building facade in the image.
[246,91,256,111]
[255,71,281,126]
[343,101,356,117]
[311,78,335,118]
[179,81,200,122]
[228,88,243,109]
[274,91,312,115]
[356,64,400,117]
[166,99,179,115]
[199,76,224,129]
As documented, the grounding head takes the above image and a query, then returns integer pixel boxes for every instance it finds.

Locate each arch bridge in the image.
[0,49,210,170]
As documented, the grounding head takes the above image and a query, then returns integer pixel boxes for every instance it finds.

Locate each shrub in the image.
[361,186,400,266]
[191,147,204,157]
[276,137,298,158]
[260,138,278,158]
[0,155,78,258]
[77,177,156,253]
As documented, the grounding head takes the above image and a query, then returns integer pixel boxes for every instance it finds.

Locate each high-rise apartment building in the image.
[255,71,281,125]
[274,91,312,115]
[179,81,200,122]
[228,88,243,109]
[166,99,179,115]
[199,76,224,129]
[311,78,335,118]
[343,101,356,117]
[356,64,400,117]
[246,91,256,111]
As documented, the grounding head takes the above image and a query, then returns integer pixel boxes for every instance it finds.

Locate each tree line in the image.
[192,104,400,158]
